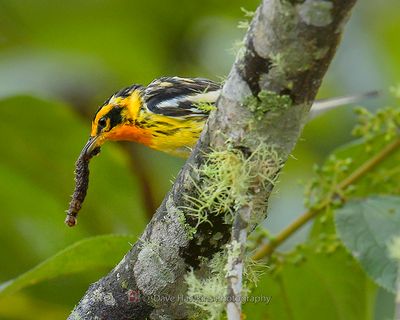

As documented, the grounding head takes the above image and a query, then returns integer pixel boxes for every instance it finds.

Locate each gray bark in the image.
[226,205,251,320]
[69,0,357,319]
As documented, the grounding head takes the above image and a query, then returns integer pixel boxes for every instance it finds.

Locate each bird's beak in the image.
[81,135,102,159]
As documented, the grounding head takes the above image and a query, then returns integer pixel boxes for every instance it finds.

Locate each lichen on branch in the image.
[183,142,281,227]
[69,0,358,319]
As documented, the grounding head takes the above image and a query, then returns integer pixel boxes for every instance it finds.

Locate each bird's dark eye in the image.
[98,117,107,129]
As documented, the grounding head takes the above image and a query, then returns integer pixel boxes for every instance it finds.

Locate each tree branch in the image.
[252,137,400,260]
[226,205,251,319]
[69,0,357,319]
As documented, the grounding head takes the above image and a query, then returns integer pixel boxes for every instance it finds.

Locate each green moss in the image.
[244,256,268,288]
[224,240,242,277]
[182,142,281,316]
[120,280,128,289]
[250,1,319,91]
[185,246,267,319]
[245,90,293,120]
[230,39,246,58]
[272,44,314,73]
[166,196,196,239]
[226,240,267,291]
[237,7,255,30]
[185,253,227,320]
[195,102,217,112]
[241,7,255,18]
[177,208,197,239]
[183,142,281,227]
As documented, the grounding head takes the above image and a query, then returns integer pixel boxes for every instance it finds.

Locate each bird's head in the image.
[81,84,147,157]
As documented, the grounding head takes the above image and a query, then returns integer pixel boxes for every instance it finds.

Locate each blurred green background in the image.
[0,0,399,319]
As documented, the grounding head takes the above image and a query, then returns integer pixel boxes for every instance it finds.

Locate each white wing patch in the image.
[152,89,221,116]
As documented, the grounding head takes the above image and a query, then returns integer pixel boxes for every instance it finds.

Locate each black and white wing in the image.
[142,77,221,117]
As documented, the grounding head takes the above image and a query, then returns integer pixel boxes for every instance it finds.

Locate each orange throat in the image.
[105,125,153,146]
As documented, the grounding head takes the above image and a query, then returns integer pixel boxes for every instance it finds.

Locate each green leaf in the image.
[0,234,134,297]
[0,95,147,278]
[0,293,69,319]
[309,136,400,240]
[335,196,400,293]
[244,243,375,320]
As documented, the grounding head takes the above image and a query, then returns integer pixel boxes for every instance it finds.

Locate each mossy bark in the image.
[69,0,357,319]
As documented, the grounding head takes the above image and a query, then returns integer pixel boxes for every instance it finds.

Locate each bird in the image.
[82,76,377,158]
[66,76,376,226]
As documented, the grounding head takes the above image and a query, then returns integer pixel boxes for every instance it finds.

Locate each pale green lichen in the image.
[185,246,267,319]
[237,20,250,30]
[241,7,255,18]
[177,209,197,239]
[85,285,117,307]
[244,256,268,288]
[185,253,227,320]
[261,54,294,91]
[183,142,281,227]
[261,45,314,91]
[226,242,266,290]
[229,39,246,58]
[235,7,255,59]
[224,240,242,278]
[271,47,313,73]
[120,279,129,289]
[167,196,196,239]
[133,197,190,307]
[92,286,105,302]
[195,102,217,113]
[298,0,333,27]
[248,0,334,94]
[134,240,176,296]
[103,292,116,306]
[245,90,293,120]
[237,7,255,30]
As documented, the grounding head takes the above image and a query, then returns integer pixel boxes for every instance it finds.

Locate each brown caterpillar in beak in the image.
[65,144,101,227]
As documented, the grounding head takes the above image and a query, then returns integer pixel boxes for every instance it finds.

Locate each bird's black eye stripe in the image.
[97,106,123,135]
[108,106,123,129]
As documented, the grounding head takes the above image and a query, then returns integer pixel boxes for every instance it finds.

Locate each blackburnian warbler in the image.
[66,76,376,226]
[83,77,220,158]
[82,76,376,158]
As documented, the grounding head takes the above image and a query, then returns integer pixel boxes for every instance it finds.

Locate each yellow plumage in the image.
[85,76,221,157]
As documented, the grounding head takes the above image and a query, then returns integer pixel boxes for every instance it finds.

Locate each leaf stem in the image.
[252,138,400,260]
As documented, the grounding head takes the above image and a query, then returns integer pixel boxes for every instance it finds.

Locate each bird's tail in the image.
[309,90,379,120]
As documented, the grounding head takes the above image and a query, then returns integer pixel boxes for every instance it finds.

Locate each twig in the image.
[226,205,251,320]
[253,138,400,260]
